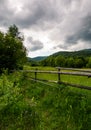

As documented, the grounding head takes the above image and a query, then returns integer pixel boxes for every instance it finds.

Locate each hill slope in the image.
[52,49,91,57]
[40,49,91,68]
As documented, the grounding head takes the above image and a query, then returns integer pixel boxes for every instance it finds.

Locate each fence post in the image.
[35,68,37,82]
[57,67,61,83]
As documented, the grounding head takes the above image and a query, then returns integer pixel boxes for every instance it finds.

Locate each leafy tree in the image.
[8,24,24,41]
[0,25,26,73]
[74,58,84,68]
[40,59,48,66]
[86,57,91,68]
[55,56,65,67]
[65,57,74,68]
[45,56,55,67]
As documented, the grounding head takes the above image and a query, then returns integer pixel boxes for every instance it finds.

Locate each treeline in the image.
[40,56,91,68]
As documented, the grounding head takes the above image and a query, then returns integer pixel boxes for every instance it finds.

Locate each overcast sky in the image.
[0,0,91,57]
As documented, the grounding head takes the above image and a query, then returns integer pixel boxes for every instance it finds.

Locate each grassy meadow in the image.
[0,66,91,130]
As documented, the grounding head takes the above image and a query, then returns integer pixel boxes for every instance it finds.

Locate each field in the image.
[24,65,91,87]
[0,67,91,130]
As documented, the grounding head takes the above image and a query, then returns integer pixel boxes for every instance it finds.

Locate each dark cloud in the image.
[0,0,91,56]
[27,37,44,51]
[15,0,61,30]
[57,44,69,50]
[0,0,64,30]
[65,16,91,44]
[49,0,91,51]
[0,0,16,27]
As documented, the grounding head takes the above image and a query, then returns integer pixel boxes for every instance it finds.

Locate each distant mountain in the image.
[31,56,47,61]
[27,57,32,61]
[51,48,91,57]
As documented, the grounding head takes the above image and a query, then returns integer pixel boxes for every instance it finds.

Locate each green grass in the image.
[18,72,91,130]
[31,73,91,86]
[61,75,91,86]
[26,66,91,87]
[0,69,91,130]
[24,65,57,71]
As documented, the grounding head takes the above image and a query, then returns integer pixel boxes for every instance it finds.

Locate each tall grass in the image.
[0,71,91,130]
[0,72,40,130]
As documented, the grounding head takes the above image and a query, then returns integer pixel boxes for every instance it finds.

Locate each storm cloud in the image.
[27,37,44,52]
[0,0,91,57]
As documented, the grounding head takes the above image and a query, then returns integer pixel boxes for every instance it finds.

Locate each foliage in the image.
[86,57,91,68]
[40,55,91,68]
[0,71,91,130]
[0,72,40,130]
[0,25,26,73]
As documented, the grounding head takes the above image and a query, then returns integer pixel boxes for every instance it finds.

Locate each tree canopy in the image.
[0,25,27,73]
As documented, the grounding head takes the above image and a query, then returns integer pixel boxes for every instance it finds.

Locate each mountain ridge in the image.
[51,48,91,57]
[31,56,47,61]
[29,48,91,62]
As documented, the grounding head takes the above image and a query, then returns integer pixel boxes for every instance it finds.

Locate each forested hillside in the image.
[40,49,91,68]
[52,49,91,57]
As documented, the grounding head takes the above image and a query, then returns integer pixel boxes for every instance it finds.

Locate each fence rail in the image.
[21,68,91,90]
[23,70,91,76]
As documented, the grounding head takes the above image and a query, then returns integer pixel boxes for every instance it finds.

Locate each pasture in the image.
[24,65,91,88]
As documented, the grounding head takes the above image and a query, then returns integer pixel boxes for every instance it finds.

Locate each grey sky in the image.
[0,0,91,57]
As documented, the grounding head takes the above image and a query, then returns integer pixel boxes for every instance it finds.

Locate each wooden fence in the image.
[22,67,91,90]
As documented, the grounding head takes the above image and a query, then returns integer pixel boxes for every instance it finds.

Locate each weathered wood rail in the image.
[21,67,91,90]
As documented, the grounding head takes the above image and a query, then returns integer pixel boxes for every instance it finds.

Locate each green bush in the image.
[0,73,40,130]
